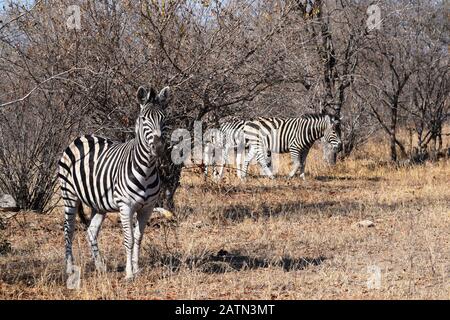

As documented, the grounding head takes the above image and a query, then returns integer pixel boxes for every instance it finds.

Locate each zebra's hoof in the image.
[66,263,74,275]
[124,274,134,281]
[132,268,142,277]
[66,265,81,290]
[95,260,107,273]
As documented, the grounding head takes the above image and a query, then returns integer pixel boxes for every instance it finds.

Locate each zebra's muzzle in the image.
[152,136,165,157]
[333,142,343,153]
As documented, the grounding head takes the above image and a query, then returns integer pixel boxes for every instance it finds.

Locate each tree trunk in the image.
[390,103,398,162]
[390,133,397,162]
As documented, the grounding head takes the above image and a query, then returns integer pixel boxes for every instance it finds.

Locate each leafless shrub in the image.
[357,1,449,162]
[0,216,11,255]
[0,0,448,213]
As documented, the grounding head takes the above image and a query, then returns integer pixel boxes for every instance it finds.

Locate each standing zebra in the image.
[58,85,171,280]
[203,119,248,179]
[242,113,342,179]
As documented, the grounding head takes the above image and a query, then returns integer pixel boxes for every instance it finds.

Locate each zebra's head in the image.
[136,85,171,157]
[323,114,343,153]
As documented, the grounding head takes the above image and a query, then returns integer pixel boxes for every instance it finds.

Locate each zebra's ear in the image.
[148,87,157,102]
[136,86,148,105]
[137,86,158,108]
[157,86,171,106]
[333,115,342,124]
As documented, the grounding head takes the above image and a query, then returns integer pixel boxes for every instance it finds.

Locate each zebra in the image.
[241,113,342,180]
[203,119,248,180]
[58,85,171,280]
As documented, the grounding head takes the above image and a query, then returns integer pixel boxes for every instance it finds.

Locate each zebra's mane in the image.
[219,117,246,124]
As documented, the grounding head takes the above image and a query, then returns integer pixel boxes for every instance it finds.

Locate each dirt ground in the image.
[0,140,449,299]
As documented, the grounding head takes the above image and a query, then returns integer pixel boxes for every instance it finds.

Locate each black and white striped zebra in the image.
[203,119,248,179]
[58,85,171,280]
[242,113,342,179]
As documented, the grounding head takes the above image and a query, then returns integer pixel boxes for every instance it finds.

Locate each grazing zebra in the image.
[203,119,248,179]
[241,113,342,180]
[58,85,171,280]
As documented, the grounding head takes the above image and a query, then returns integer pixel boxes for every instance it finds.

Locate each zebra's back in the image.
[245,117,301,153]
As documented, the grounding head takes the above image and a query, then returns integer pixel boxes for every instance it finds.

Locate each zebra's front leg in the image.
[203,144,212,178]
[235,147,244,179]
[288,160,300,178]
[214,146,228,180]
[132,207,153,275]
[119,205,135,280]
[241,146,256,180]
[299,148,310,181]
[86,211,106,272]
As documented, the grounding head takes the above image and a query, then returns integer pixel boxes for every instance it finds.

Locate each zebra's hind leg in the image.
[63,198,80,275]
[119,205,135,280]
[132,207,153,275]
[86,211,106,272]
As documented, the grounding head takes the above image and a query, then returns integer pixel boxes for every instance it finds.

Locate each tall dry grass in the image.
[0,136,449,299]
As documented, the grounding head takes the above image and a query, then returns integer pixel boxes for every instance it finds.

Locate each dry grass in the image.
[0,138,449,300]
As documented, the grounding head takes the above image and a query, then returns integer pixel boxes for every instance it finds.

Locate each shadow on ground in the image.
[217,201,364,221]
[194,174,383,195]
[180,197,431,222]
[139,247,326,274]
[0,257,64,287]
[314,175,382,182]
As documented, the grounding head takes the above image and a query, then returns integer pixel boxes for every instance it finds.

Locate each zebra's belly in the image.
[113,183,161,212]
[265,144,289,154]
[76,180,161,213]
[75,177,119,213]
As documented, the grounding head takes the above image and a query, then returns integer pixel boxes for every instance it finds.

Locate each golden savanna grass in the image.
[0,136,449,299]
